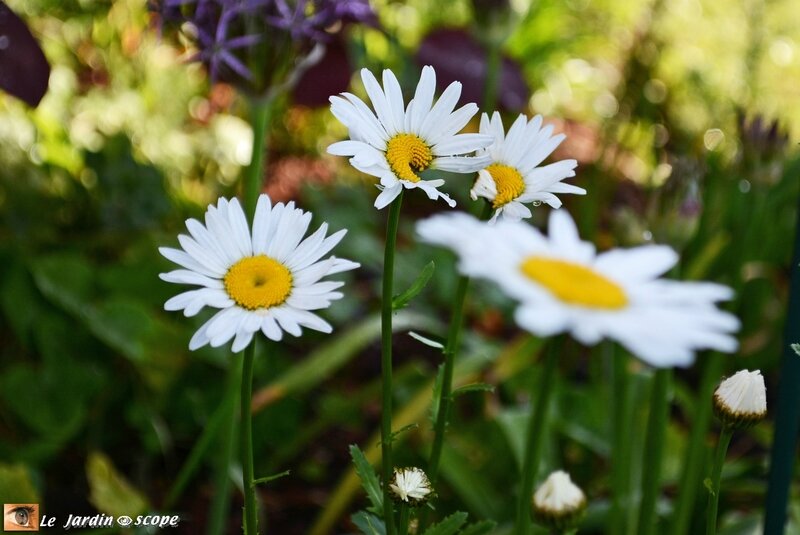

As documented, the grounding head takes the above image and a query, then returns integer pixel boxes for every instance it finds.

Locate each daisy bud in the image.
[531,470,586,532]
[389,467,433,506]
[713,369,767,430]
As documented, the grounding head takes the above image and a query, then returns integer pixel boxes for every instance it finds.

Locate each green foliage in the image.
[422,511,468,535]
[393,261,435,310]
[350,444,384,514]
[86,452,149,518]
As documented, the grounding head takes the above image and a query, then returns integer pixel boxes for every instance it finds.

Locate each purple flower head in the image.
[150,0,375,94]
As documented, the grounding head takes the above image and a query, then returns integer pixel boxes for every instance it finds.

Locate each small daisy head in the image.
[327,66,494,209]
[470,112,584,223]
[417,210,740,367]
[159,194,359,352]
[389,467,433,506]
[531,470,586,532]
[713,369,767,430]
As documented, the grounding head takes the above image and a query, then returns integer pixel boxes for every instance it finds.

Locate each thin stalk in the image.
[380,192,404,535]
[244,98,272,219]
[610,347,632,535]
[705,428,733,535]
[637,368,672,535]
[241,342,258,535]
[482,42,502,112]
[515,340,560,535]
[669,353,724,535]
[398,503,409,535]
[427,204,493,488]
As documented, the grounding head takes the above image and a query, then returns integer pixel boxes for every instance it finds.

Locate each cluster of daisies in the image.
[157,65,760,527]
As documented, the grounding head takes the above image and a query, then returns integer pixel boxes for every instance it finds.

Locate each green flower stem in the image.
[244,97,272,219]
[381,192,404,535]
[482,41,502,112]
[670,353,723,535]
[609,346,632,535]
[241,342,258,535]
[398,503,409,535]
[705,427,733,535]
[637,368,672,535]
[515,340,560,535]
[426,202,493,488]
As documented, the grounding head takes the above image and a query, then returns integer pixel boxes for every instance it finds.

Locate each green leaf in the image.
[409,331,445,350]
[451,383,495,398]
[422,511,468,535]
[393,261,435,310]
[87,452,149,518]
[253,470,291,486]
[461,520,497,535]
[350,445,383,514]
[704,477,715,495]
[351,511,386,535]
[430,364,446,424]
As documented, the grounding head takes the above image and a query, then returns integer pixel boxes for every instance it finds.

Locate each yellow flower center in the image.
[385,133,433,183]
[520,256,628,309]
[223,255,293,310]
[486,163,526,208]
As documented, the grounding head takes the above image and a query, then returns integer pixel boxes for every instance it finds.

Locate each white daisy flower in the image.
[417,210,740,367]
[531,470,586,530]
[389,467,432,505]
[713,369,767,429]
[159,194,359,352]
[327,65,493,209]
[470,112,584,223]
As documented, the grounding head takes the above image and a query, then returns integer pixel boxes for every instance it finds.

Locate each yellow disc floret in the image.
[486,164,526,208]
[223,255,293,310]
[520,257,628,309]
[386,134,434,183]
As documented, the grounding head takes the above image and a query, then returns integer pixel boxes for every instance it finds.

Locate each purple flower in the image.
[150,0,377,93]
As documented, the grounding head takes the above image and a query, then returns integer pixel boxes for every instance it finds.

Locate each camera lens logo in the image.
[3,504,39,531]
[117,516,133,527]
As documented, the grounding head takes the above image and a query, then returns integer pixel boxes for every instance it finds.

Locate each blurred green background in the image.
[1,0,799,533]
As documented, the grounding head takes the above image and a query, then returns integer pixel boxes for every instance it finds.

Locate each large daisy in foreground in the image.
[327,66,493,209]
[417,211,739,367]
[471,112,585,223]
[160,195,359,351]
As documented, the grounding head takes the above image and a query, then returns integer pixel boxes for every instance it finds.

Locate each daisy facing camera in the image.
[159,194,359,351]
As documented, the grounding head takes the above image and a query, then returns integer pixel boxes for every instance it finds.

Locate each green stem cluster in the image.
[515,341,560,535]
[380,193,404,535]
[609,348,632,535]
[637,368,672,535]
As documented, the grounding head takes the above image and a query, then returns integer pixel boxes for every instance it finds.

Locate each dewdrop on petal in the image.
[531,470,586,532]
[713,369,767,430]
[389,467,432,506]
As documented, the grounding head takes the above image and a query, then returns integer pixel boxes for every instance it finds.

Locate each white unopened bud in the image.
[531,470,586,531]
[389,467,432,506]
[713,369,767,429]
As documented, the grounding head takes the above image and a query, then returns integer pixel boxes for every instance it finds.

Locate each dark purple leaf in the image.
[416,28,528,112]
[0,1,50,107]
[292,38,351,108]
